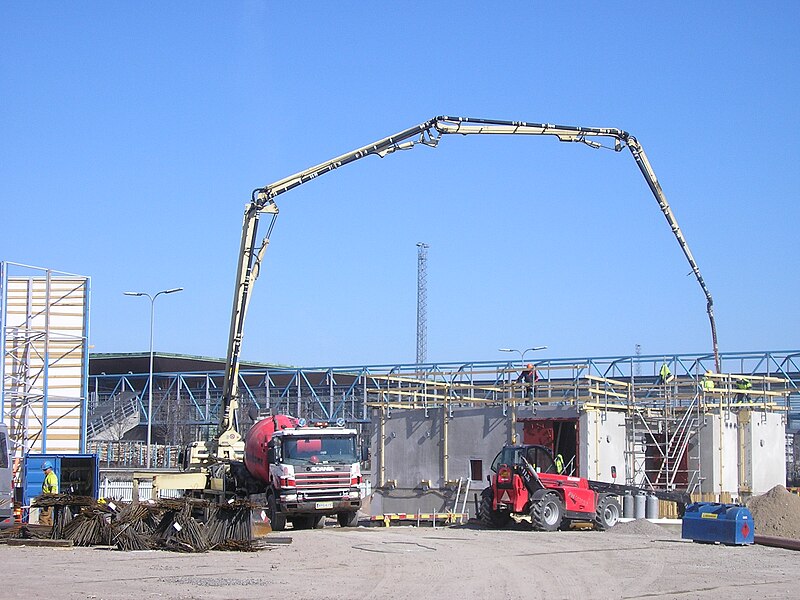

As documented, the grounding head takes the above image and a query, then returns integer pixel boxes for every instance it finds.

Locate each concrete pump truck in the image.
[170,115,715,531]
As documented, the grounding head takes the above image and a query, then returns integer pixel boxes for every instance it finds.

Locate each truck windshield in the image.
[282,435,358,466]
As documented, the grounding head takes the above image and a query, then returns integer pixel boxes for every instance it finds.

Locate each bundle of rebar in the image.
[205,498,256,549]
[61,506,114,546]
[51,505,73,540]
[31,494,109,542]
[111,501,160,551]
[152,498,209,553]
[31,494,96,508]
[21,494,271,553]
[0,524,51,542]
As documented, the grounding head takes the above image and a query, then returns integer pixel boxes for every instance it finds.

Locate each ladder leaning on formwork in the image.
[451,477,471,524]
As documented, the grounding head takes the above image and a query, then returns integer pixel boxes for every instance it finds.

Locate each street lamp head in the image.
[163,287,184,294]
[123,291,145,297]
[498,348,514,353]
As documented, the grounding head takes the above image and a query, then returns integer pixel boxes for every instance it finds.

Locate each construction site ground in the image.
[3,522,798,600]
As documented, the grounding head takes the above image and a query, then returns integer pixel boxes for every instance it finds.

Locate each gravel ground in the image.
[2,523,798,600]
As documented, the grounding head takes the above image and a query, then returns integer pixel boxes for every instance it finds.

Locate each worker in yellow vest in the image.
[39,461,59,526]
[554,453,564,475]
[658,362,674,385]
[701,371,715,392]
[735,377,752,402]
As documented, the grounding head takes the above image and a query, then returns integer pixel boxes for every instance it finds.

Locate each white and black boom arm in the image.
[218,116,719,445]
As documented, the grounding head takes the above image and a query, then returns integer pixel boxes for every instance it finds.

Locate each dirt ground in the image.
[3,523,798,600]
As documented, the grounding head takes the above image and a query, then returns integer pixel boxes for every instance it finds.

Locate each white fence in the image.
[99,478,182,502]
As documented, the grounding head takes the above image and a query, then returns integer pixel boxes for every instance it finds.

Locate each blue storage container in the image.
[22,454,100,508]
[681,502,754,545]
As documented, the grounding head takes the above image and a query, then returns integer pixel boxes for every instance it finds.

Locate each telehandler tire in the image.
[593,494,621,530]
[478,487,511,529]
[530,491,564,532]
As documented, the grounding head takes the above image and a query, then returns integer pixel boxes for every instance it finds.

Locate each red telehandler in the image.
[478,445,689,531]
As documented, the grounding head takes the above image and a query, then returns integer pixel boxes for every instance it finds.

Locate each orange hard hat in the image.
[526,363,533,368]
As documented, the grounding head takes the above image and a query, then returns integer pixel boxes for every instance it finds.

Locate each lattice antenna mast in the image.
[416,242,429,364]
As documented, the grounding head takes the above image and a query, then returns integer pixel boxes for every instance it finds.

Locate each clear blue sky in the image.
[2,2,798,367]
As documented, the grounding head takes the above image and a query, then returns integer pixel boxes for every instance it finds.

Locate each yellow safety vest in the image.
[42,471,58,495]
[554,454,564,474]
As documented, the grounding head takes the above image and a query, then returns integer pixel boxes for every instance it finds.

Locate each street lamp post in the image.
[498,346,548,364]
[124,287,183,468]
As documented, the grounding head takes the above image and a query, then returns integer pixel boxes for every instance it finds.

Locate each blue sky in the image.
[2,2,798,367]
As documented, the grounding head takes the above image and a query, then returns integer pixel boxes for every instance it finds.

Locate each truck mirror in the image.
[360,445,369,462]
[267,447,276,464]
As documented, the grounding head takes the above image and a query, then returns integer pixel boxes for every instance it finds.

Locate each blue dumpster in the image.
[681,502,754,545]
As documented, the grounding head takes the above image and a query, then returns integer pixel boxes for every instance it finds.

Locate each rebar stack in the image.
[21,495,270,553]
[152,498,209,553]
[205,499,258,551]
[111,501,160,551]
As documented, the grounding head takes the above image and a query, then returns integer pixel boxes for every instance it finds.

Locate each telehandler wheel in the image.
[267,492,287,531]
[593,494,621,530]
[530,491,564,532]
[337,511,359,527]
[478,487,511,529]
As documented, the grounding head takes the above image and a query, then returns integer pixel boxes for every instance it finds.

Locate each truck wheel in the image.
[478,487,511,529]
[337,511,359,527]
[311,514,325,529]
[267,493,286,531]
[530,491,563,532]
[593,494,621,530]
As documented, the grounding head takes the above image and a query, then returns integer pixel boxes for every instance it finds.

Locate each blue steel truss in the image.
[87,350,800,442]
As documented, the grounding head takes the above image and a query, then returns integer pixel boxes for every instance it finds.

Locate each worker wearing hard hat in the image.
[39,461,59,526]
[516,363,539,399]
[735,377,752,402]
[701,371,715,392]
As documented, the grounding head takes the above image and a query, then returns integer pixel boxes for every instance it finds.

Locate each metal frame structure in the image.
[1,262,91,461]
[87,349,799,436]
[87,350,797,485]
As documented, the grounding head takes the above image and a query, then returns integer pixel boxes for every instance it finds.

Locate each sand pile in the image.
[746,485,800,540]
[607,518,676,536]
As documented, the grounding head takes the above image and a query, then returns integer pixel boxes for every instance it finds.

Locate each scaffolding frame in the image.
[1,262,90,463]
[87,350,799,439]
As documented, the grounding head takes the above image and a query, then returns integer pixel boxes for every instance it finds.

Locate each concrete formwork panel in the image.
[739,410,786,495]
[369,405,511,516]
[579,409,626,482]
[696,410,738,495]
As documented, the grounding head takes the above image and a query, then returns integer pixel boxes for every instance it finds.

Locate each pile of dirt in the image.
[746,485,800,540]
[607,519,676,536]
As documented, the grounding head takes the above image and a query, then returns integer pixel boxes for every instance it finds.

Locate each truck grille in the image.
[295,470,351,500]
